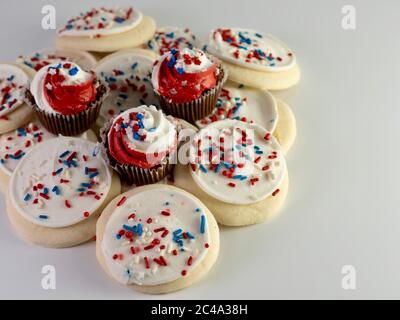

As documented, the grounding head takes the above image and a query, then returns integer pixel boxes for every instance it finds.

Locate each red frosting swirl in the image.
[155,50,218,103]
[44,67,97,115]
[108,110,177,168]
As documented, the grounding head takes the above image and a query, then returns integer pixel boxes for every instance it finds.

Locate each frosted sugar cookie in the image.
[196,83,296,154]
[17,48,96,72]
[0,120,98,193]
[174,119,289,226]
[56,7,156,53]
[207,28,300,90]
[6,137,121,248]
[27,61,108,136]
[96,184,219,294]
[144,27,197,56]
[0,63,35,134]
[101,105,178,186]
[95,48,159,129]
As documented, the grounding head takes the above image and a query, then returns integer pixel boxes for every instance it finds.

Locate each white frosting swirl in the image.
[0,64,29,117]
[101,187,211,285]
[30,61,94,114]
[190,120,286,205]
[9,137,112,228]
[58,7,143,38]
[109,105,177,157]
[95,50,158,127]
[207,28,296,72]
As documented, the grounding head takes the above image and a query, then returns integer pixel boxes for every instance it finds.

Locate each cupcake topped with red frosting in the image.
[107,105,177,169]
[30,62,97,115]
[152,48,221,104]
[28,61,107,136]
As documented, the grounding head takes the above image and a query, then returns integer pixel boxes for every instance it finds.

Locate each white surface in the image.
[0,0,399,299]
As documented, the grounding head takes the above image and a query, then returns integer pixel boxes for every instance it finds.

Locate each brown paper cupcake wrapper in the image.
[154,54,229,124]
[25,81,109,136]
[99,115,180,186]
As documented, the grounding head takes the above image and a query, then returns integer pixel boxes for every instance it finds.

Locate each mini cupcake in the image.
[0,63,35,134]
[144,26,197,56]
[27,61,108,136]
[101,105,178,186]
[17,47,96,72]
[151,48,227,124]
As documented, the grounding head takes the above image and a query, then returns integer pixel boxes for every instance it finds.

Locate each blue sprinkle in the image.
[200,215,206,234]
[136,113,144,120]
[52,186,61,195]
[68,67,79,76]
[23,194,32,202]
[114,16,125,23]
[38,215,48,220]
[131,62,138,70]
[199,165,208,173]
[166,32,175,39]
[176,67,185,75]
[43,187,49,195]
[89,172,99,179]
[133,132,141,141]
[186,232,195,240]
[195,208,201,213]
[59,150,70,158]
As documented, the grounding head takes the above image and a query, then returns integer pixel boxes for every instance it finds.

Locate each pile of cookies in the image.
[0,6,298,294]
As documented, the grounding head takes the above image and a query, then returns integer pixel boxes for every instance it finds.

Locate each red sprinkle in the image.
[117,196,127,207]
[65,200,72,208]
[272,189,280,197]
[144,257,150,269]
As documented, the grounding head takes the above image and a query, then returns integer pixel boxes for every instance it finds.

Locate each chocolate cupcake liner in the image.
[25,81,109,136]
[99,116,180,186]
[154,54,229,124]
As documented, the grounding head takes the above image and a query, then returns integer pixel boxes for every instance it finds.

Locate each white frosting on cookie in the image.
[0,64,29,117]
[101,187,211,285]
[207,28,296,72]
[196,84,278,131]
[17,48,96,72]
[189,119,286,205]
[9,137,112,228]
[0,121,55,176]
[95,51,157,127]
[58,7,143,38]
[30,62,93,114]
[108,105,177,156]
[145,27,197,56]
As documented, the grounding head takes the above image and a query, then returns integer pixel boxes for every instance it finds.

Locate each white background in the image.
[0,0,399,299]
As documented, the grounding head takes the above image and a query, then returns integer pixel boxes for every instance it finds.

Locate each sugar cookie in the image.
[0,121,98,193]
[6,136,121,247]
[56,7,156,53]
[94,48,159,129]
[173,119,289,226]
[96,184,219,294]
[17,48,96,72]
[144,27,198,56]
[207,28,300,90]
[0,63,35,134]
[196,83,296,154]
